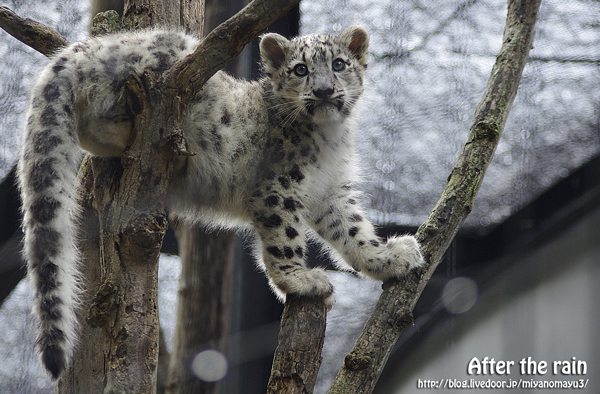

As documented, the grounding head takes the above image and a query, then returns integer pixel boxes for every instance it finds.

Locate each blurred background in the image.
[0,0,598,392]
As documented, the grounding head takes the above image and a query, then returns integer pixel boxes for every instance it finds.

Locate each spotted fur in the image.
[18,26,424,379]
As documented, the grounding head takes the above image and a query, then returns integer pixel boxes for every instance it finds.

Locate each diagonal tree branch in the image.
[164,0,300,108]
[0,0,300,81]
[328,0,542,393]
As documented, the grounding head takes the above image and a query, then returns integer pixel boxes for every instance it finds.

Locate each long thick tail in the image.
[18,55,82,380]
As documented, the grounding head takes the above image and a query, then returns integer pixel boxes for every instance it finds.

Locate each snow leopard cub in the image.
[18,25,424,379]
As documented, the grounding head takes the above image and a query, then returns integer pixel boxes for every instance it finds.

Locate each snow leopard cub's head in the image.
[260,26,369,124]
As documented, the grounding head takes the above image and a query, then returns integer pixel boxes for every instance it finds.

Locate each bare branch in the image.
[328,1,542,393]
[0,6,68,56]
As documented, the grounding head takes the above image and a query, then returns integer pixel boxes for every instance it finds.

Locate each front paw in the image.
[386,235,425,272]
[363,235,425,281]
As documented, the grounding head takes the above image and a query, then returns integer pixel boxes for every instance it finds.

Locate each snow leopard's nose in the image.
[313,87,334,99]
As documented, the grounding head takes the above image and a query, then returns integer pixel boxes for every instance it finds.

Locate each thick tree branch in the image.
[1,0,300,82]
[328,1,542,393]
[0,6,68,56]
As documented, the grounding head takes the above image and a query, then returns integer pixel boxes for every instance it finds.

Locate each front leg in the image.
[249,187,334,307]
[309,185,425,281]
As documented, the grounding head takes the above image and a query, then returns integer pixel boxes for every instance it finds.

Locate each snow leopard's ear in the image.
[260,33,289,70]
[338,25,369,66]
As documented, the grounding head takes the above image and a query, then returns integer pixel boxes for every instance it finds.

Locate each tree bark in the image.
[267,295,327,394]
[122,0,179,31]
[59,72,173,393]
[56,1,183,392]
[327,1,541,393]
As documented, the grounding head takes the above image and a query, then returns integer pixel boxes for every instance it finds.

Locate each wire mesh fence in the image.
[301,0,600,230]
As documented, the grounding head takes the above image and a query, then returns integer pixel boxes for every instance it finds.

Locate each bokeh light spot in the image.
[442,277,478,315]
[191,350,228,382]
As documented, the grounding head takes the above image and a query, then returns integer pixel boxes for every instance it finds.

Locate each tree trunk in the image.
[164,1,246,393]
[55,1,183,392]
[166,228,236,394]
[59,74,173,394]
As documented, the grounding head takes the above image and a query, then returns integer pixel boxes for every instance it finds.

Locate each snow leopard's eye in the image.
[293,64,308,77]
[332,58,346,72]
